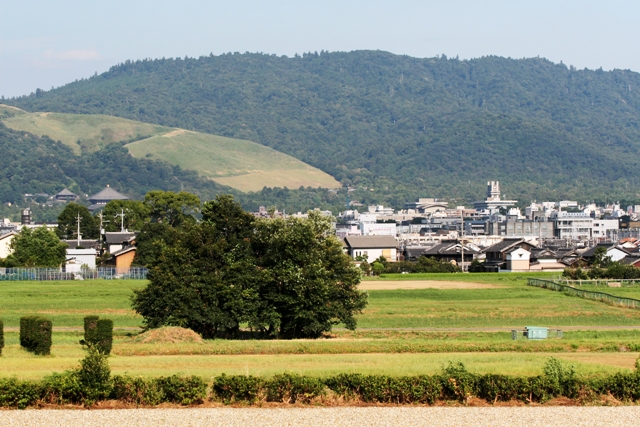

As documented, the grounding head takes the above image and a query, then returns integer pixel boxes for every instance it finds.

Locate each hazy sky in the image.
[1,0,639,98]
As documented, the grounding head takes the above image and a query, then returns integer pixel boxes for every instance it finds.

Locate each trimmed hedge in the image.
[0,319,4,356]
[83,316,113,354]
[3,358,640,408]
[19,316,52,355]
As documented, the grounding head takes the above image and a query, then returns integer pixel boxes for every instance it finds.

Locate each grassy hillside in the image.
[126,129,339,192]
[9,51,640,204]
[0,107,340,192]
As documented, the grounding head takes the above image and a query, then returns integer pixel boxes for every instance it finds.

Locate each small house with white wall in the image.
[65,248,97,272]
[343,235,398,262]
[0,232,16,259]
[505,247,531,271]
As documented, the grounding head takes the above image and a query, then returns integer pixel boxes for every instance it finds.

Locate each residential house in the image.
[104,232,136,254]
[109,246,137,274]
[0,231,16,258]
[421,240,479,265]
[580,243,630,264]
[482,238,538,272]
[343,235,398,262]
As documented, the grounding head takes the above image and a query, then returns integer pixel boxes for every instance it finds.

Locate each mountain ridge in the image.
[7,50,640,204]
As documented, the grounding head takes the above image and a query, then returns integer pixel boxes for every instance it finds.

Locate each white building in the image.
[591,219,619,240]
[361,222,397,236]
[65,248,97,272]
[0,232,16,259]
[551,211,593,241]
[343,235,398,262]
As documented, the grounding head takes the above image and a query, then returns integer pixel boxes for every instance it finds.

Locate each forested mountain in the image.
[7,50,640,204]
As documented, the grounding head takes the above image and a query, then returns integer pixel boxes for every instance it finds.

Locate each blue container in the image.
[525,326,548,340]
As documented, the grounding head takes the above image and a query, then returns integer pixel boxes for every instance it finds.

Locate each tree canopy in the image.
[132,195,366,339]
[7,227,68,267]
[56,203,99,240]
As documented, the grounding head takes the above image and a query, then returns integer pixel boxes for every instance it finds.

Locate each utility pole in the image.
[76,212,82,248]
[460,209,465,272]
[115,208,126,232]
[97,212,110,250]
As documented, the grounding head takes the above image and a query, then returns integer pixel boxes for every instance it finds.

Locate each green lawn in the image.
[0,280,145,327]
[2,273,640,329]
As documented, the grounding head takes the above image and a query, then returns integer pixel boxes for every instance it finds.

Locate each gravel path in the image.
[1,407,639,426]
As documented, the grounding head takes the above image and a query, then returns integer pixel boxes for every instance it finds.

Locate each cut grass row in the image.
[1,338,637,380]
[4,330,640,357]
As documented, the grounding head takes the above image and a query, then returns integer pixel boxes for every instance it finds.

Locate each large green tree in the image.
[132,195,366,339]
[144,190,201,227]
[102,200,151,232]
[56,203,99,240]
[8,227,68,267]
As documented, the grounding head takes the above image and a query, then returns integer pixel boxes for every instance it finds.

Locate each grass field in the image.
[2,273,640,379]
[0,333,636,380]
[0,107,340,191]
[2,273,640,329]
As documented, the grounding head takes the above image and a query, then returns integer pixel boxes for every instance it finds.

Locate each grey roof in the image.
[62,239,100,249]
[343,235,397,249]
[56,188,77,197]
[423,242,479,256]
[580,243,628,258]
[89,186,129,202]
[619,255,640,265]
[105,232,136,244]
[110,246,136,257]
[483,238,536,254]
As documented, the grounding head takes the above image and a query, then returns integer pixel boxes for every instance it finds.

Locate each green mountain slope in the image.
[0,107,339,192]
[8,51,640,203]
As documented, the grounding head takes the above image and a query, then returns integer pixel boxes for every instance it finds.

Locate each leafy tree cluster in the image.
[9,51,640,204]
[3,227,67,267]
[132,195,367,339]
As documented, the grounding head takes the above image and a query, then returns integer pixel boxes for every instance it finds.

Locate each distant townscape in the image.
[0,180,637,275]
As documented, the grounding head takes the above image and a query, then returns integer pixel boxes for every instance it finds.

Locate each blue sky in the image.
[1,0,638,98]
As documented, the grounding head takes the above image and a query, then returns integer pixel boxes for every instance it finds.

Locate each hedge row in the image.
[19,316,52,355]
[83,316,113,354]
[2,359,640,408]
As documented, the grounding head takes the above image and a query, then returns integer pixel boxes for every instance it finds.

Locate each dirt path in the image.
[2,407,639,426]
[359,280,500,290]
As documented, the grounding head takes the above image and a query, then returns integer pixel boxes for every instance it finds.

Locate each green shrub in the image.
[19,316,52,355]
[324,374,440,404]
[438,361,476,403]
[82,316,113,354]
[111,376,163,406]
[477,374,529,403]
[212,374,264,404]
[42,345,112,406]
[265,373,325,403]
[155,375,206,405]
[0,378,41,409]
[83,315,99,343]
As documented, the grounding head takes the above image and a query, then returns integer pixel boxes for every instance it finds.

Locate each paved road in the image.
[1,407,638,427]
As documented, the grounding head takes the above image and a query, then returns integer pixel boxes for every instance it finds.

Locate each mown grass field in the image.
[2,273,640,379]
[0,332,636,380]
[0,106,340,191]
[2,273,640,328]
